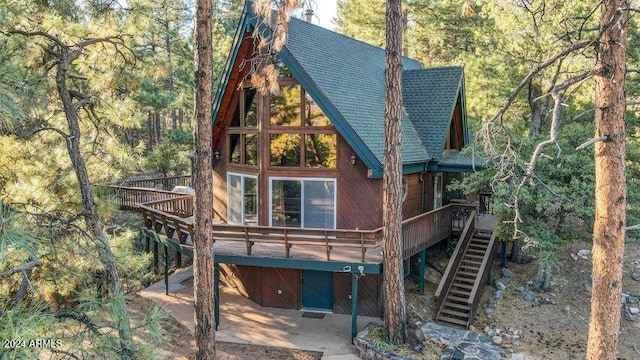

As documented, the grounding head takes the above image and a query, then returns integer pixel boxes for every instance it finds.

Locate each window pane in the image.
[230,103,240,128]
[305,134,337,168]
[270,85,301,126]
[229,134,241,164]
[271,180,301,227]
[228,175,242,224]
[244,134,258,165]
[304,92,332,126]
[270,134,301,166]
[244,88,258,127]
[303,180,335,229]
[244,177,258,225]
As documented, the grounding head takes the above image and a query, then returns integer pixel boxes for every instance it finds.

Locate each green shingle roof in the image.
[213,3,468,177]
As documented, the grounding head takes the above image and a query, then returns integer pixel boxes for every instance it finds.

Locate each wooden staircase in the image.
[435,211,498,328]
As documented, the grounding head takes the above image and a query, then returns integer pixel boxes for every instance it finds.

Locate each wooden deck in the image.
[137,193,480,265]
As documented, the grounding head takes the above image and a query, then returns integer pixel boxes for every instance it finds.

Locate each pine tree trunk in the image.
[193,0,215,357]
[55,45,134,360]
[382,0,407,345]
[586,1,628,359]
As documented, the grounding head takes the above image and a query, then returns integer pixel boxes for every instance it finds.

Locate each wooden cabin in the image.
[202,2,480,319]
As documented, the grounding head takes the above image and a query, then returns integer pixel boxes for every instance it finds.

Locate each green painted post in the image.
[351,273,359,342]
[214,263,220,331]
[164,245,169,295]
[501,241,507,268]
[419,249,426,294]
[153,240,159,274]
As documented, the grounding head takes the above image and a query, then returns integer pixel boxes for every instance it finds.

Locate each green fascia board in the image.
[214,255,382,274]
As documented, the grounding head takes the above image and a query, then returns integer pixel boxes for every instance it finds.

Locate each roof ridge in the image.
[403,65,463,73]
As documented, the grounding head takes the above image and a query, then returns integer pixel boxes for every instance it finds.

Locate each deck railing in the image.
[112,175,191,190]
[137,193,477,263]
[107,187,187,211]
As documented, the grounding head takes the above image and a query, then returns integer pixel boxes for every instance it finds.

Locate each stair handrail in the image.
[435,210,476,313]
[466,231,498,326]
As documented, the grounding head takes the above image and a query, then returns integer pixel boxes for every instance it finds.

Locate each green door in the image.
[301,270,333,310]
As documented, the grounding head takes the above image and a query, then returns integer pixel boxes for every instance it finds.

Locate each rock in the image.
[469,325,477,332]
[517,286,526,293]
[511,353,525,360]
[523,293,536,302]
[516,303,526,310]
[495,290,503,299]
[628,296,640,304]
[622,293,630,304]
[495,280,507,290]
[584,278,592,292]
[485,307,495,316]
[632,270,640,281]
[629,307,640,315]
[562,305,571,314]
[540,297,555,305]
[492,335,503,345]
[424,267,443,285]
[502,268,515,278]
[499,276,513,286]
[484,326,492,335]
[577,249,590,259]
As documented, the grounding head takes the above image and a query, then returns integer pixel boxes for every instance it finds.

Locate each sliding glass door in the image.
[227,173,258,225]
[270,178,336,229]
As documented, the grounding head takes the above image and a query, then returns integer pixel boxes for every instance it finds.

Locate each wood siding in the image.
[333,273,382,317]
[402,173,426,219]
[233,265,301,309]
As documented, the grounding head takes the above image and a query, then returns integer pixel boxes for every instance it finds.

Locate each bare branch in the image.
[576,135,609,150]
[43,311,102,336]
[0,260,43,279]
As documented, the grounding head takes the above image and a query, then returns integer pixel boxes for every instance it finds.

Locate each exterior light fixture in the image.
[350,155,357,165]
[214,150,222,160]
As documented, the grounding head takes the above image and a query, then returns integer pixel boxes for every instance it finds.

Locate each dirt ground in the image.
[134,239,640,359]
[470,238,640,360]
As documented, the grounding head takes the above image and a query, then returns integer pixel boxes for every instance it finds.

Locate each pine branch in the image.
[43,311,102,336]
[0,260,43,279]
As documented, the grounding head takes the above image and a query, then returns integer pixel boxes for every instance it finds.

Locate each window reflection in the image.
[270,134,301,167]
[305,134,336,168]
[270,85,301,126]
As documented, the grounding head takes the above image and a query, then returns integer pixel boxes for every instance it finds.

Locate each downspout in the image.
[419,162,428,213]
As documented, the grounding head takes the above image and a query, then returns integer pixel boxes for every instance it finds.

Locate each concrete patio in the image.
[139,266,382,359]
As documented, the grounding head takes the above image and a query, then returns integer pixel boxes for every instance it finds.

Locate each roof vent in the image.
[304,8,314,23]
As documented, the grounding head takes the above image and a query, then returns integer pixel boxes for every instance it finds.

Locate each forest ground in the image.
[132,235,640,359]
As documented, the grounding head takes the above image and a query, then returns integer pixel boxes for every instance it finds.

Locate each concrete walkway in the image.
[139,267,382,359]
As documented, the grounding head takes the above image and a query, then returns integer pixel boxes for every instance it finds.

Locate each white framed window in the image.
[269,177,336,229]
[227,172,258,225]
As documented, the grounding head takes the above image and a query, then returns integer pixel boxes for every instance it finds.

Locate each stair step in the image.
[458,270,478,277]
[467,249,486,255]
[444,302,471,311]
[469,243,488,249]
[447,295,469,303]
[452,282,473,290]
[454,276,475,283]
[449,288,471,296]
[475,231,492,238]
[441,308,471,318]
[473,238,490,244]
[462,259,482,265]
[437,315,468,327]
[464,255,484,261]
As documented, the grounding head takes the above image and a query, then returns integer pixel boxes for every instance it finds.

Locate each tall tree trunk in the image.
[382,0,407,345]
[56,46,134,360]
[193,0,215,357]
[587,1,628,359]
[528,80,543,137]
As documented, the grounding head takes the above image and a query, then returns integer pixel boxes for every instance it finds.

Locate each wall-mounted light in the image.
[214,150,222,160]
[350,155,357,166]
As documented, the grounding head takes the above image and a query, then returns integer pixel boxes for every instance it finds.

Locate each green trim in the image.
[419,249,426,294]
[350,274,359,341]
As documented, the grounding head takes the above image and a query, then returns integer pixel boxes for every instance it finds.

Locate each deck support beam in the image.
[351,273,359,342]
[500,241,507,268]
[419,249,426,294]
[214,263,220,331]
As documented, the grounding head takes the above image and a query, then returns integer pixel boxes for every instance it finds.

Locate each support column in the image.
[419,249,426,294]
[153,240,159,274]
[214,263,220,331]
[501,241,507,268]
[351,273,359,342]
[446,235,453,257]
[164,245,169,295]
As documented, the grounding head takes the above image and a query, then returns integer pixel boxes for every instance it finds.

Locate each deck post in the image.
[351,273,359,342]
[214,263,220,331]
[501,241,507,268]
[419,249,426,294]
[153,240,159,274]
[164,244,169,295]
[446,235,453,257]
